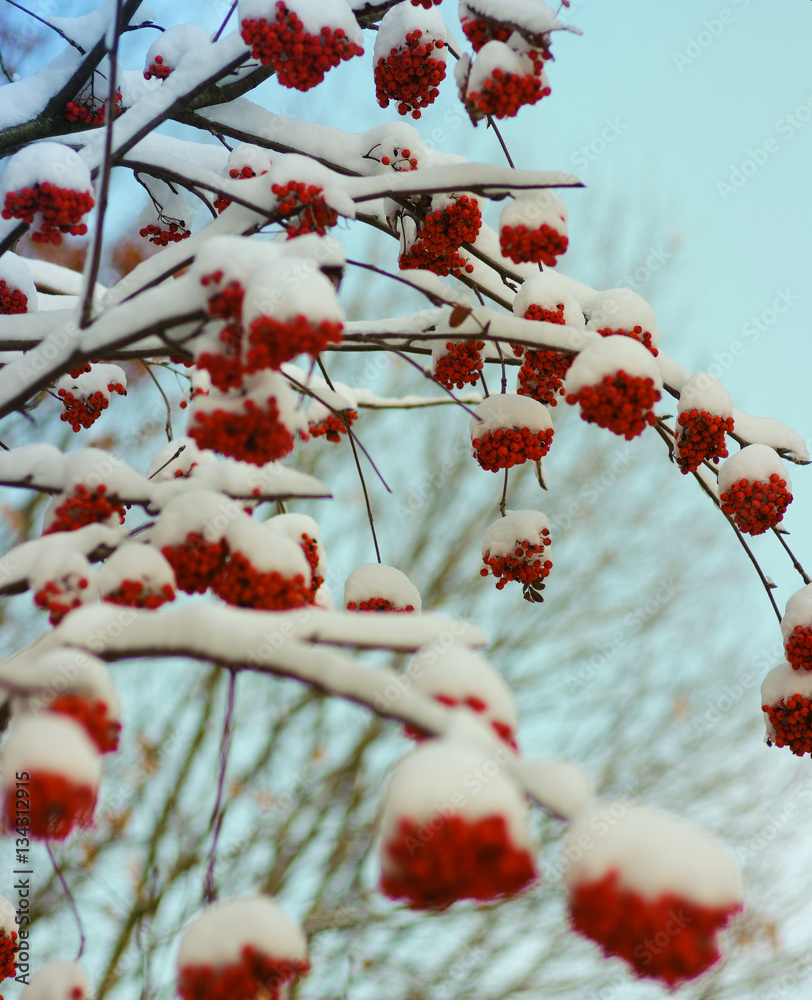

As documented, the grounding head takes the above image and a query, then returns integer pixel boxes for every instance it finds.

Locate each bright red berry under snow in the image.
[717,444,792,535]
[470,393,554,472]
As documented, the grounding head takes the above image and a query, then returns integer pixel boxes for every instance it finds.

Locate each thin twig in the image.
[772,527,812,585]
[493,335,507,393]
[46,841,86,959]
[213,0,238,41]
[79,0,123,328]
[147,444,186,480]
[203,668,237,905]
[5,0,86,53]
[389,348,482,420]
[140,361,173,441]
[500,467,509,517]
[487,116,516,168]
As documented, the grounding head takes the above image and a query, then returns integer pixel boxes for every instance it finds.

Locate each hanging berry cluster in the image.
[179,945,310,1000]
[139,218,191,245]
[45,485,126,534]
[272,180,338,238]
[786,626,812,672]
[58,378,126,432]
[2,182,94,244]
[211,551,310,610]
[481,534,552,592]
[346,597,415,612]
[472,424,553,472]
[307,408,357,442]
[597,324,658,356]
[161,533,229,594]
[144,54,171,79]
[399,193,480,277]
[0,926,16,982]
[515,347,572,406]
[375,30,446,119]
[246,315,343,372]
[214,164,257,213]
[675,408,734,474]
[433,339,485,389]
[567,372,659,440]
[0,279,28,313]
[462,38,551,121]
[763,695,812,756]
[102,579,175,609]
[241,1,364,91]
[191,394,296,466]
[33,575,90,626]
[499,191,568,266]
[49,694,121,754]
[64,89,123,126]
[719,472,792,535]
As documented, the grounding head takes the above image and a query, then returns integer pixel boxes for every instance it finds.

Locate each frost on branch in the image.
[374,2,448,119]
[565,336,662,440]
[481,509,552,601]
[0,143,94,245]
[0,252,37,314]
[379,737,537,909]
[144,23,212,80]
[781,584,812,672]
[404,643,519,748]
[564,803,742,986]
[499,190,568,265]
[675,372,734,474]
[345,563,421,612]
[177,896,310,1000]
[470,393,554,472]
[1,714,100,840]
[718,444,793,535]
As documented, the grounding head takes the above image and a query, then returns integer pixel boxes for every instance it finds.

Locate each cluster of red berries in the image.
[764,695,812,756]
[179,384,209,410]
[515,348,572,406]
[64,90,123,126]
[211,552,310,611]
[399,241,472,277]
[472,425,554,472]
[597,325,658,356]
[189,397,296,466]
[50,694,121,754]
[271,180,338,237]
[144,54,172,80]
[467,65,549,120]
[411,0,441,7]
[33,577,88,626]
[346,597,415,612]
[246,316,344,372]
[214,165,261,213]
[0,928,17,980]
[434,340,484,389]
[58,380,125,432]
[139,220,191,246]
[241,4,363,91]
[299,532,324,599]
[569,870,739,987]
[379,147,419,170]
[3,772,96,840]
[481,536,552,592]
[178,946,310,1000]
[567,372,660,440]
[375,30,446,119]
[46,484,126,534]
[307,409,357,442]
[400,194,481,277]
[381,813,536,909]
[161,534,229,594]
[202,273,244,320]
[719,474,792,535]
[2,182,94,244]
[68,360,96,378]
[0,279,27,313]
[675,409,734,474]
[103,579,175,610]
[196,323,244,392]
[460,16,512,50]
[499,222,567,265]
[786,625,812,672]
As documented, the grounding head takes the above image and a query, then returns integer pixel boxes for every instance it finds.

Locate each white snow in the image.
[513,271,584,327]
[270,512,325,576]
[1,647,120,723]
[717,444,792,494]
[470,392,552,437]
[55,363,126,402]
[761,661,812,742]
[344,563,422,611]
[379,738,533,871]
[149,489,244,547]
[563,803,742,907]
[225,143,273,178]
[0,252,37,311]
[509,758,592,821]
[239,0,363,43]
[189,235,280,290]
[29,548,96,609]
[564,335,663,394]
[500,189,567,234]
[467,41,541,96]
[0,142,93,195]
[460,0,566,35]
[482,510,550,559]
[242,260,344,326]
[178,895,307,968]
[20,962,90,1000]
[408,643,518,734]
[225,516,311,580]
[374,3,448,60]
[96,543,176,597]
[1,714,101,787]
[678,372,733,418]
[781,584,812,643]
[146,437,219,482]
[145,23,212,72]
[583,288,659,348]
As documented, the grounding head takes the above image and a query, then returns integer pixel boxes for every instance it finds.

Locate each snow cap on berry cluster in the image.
[460,41,548,112]
[225,516,311,581]
[239,0,362,44]
[460,0,564,35]
[53,447,148,501]
[1,647,120,722]
[513,271,584,327]
[56,363,127,399]
[137,180,191,241]
[189,235,278,293]
[677,371,733,419]
[781,585,812,644]
[761,660,812,733]
[344,563,422,612]
[564,335,663,395]
[0,142,92,199]
[189,370,308,437]
[150,489,245,548]
[1,714,101,790]
[281,232,347,279]
[563,802,741,907]
[482,509,549,560]
[225,143,272,178]
[144,23,211,75]
[271,511,326,570]
[717,443,792,497]
[500,189,566,239]
[374,1,448,59]
[269,153,356,221]
[362,122,428,174]
[243,259,345,327]
[306,381,356,426]
[379,738,533,865]
[30,547,96,605]
[470,392,553,439]
[96,543,176,600]
[409,643,518,737]
[146,436,218,483]
[19,961,90,1000]
[582,287,659,346]
[0,251,37,312]
[178,895,308,968]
